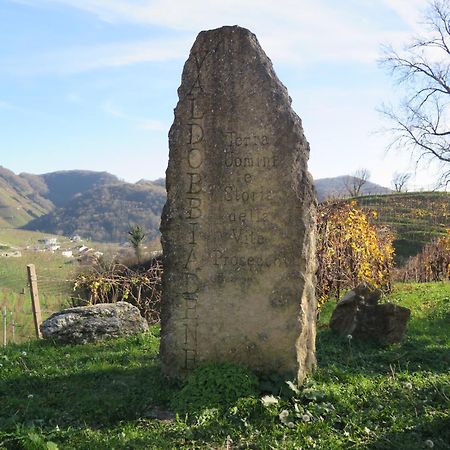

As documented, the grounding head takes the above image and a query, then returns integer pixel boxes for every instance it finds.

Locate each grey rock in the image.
[160,25,317,381]
[41,301,148,344]
[330,284,410,344]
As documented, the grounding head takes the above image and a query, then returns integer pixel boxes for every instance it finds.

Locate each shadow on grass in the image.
[367,416,450,450]
[0,363,176,431]
[316,324,450,376]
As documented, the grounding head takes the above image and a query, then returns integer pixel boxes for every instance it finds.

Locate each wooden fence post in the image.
[2,306,6,347]
[27,264,42,339]
[10,311,15,344]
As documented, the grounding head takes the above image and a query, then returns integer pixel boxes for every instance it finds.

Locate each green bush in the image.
[170,362,259,418]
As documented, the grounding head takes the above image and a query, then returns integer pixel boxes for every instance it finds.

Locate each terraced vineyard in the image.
[356,192,450,264]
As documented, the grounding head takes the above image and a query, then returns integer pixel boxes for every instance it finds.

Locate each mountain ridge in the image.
[0,167,397,243]
[23,182,165,243]
[315,175,392,202]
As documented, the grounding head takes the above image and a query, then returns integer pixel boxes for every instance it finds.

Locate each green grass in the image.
[1,282,449,449]
[0,228,161,344]
[0,197,48,229]
[0,252,74,290]
[0,234,78,343]
[0,287,68,344]
[0,229,72,249]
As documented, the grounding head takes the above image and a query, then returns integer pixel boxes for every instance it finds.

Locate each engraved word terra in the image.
[225,131,269,147]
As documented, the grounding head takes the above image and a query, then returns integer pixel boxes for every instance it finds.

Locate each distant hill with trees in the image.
[32,170,120,207]
[315,175,392,202]
[23,182,165,243]
[1,167,448,257]
[0,167,121,224]
[0,168,165,242]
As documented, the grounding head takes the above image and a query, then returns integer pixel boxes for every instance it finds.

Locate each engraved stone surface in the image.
[160,25,317,381]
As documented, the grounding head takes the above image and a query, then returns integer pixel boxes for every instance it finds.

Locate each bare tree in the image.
[380,0,450,186]
[345,168,371,197]
[392,172,411,192]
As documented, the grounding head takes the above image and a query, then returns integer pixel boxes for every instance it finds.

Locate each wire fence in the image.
[0,264,77,346]
[0,256,163,346]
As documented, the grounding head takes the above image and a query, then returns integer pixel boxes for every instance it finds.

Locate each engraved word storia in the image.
[160,25,317,382]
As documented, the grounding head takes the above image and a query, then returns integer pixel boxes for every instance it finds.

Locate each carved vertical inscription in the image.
[181,52,206,370]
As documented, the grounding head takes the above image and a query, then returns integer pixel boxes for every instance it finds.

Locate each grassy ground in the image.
[0,237,77,343]
[0,190,50,229]
[0,286,68,344]
[0,282,449,449]
[0,229,73,250]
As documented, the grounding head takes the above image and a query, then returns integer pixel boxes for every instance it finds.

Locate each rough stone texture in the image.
[41,302,148,344]
[160,26,317,381]
[330,284,411,345]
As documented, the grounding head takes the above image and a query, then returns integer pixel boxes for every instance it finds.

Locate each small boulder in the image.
[330,284,410,345]
[41,301,148,344]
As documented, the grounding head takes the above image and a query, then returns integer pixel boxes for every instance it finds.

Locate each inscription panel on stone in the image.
[207,130,288,283]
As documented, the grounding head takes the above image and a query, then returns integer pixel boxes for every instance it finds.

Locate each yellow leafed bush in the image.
[316,201,395,308]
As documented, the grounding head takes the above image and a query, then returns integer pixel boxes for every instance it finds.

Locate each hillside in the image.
[37,170,120,207]
[0,168,123,227]
[23,182,166,243]
[0,168,166,243]
[356,192,450,263]
[315,175,392,202]
[0,167,53,227]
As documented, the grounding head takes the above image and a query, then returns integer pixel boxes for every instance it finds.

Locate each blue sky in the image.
[0,0,441,189]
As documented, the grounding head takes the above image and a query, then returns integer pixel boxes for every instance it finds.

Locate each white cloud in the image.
[138,119,167,131]
[0,99,25,113]
[9,0,428,69]
[66,92,85,104]
[2,37,191,75]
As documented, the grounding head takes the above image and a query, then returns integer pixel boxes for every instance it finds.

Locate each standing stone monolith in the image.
[160,25,317,382]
